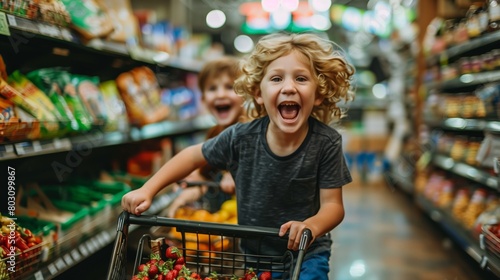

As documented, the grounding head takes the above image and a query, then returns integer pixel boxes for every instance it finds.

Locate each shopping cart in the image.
[107,211,311,280]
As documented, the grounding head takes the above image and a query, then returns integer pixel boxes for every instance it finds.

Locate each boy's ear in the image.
[314,94,324,106]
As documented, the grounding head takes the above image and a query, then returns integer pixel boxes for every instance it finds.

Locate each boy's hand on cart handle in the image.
[280,221,314,251]
[121,189,153,215]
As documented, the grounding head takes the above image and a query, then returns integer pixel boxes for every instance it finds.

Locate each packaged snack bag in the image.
[130,66,162,106]
[115,71,151,125]
[99,80,128,132]
[0,78,57,122]
[8,71,65,121]
[116,67,169,126]
[0,97,15,122]
[26,68,79,132]
[72,74,108,126]
[60,72,93,131]
[60,0,114,40]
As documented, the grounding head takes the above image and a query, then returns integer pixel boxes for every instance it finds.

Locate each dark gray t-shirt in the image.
[202,116,352,257]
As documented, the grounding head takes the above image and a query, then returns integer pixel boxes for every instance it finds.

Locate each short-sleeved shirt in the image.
[202,116,351,257]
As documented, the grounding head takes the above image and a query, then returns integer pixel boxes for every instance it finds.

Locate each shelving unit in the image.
[0,9,212,280]
[418,25,500,276]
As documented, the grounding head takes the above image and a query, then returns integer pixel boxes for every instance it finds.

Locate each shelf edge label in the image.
[0,12,10,36]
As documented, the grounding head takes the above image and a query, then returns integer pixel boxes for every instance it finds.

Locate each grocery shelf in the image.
[426,30,500,66]
[424,118,500,133]
[433,154,499,190]
[425,70,500,92]
[0,115,216,161]
[0,12,201,73]
[415,195,483,263]
[23,190,177,280]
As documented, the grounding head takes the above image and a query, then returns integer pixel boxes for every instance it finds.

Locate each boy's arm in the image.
[279,187,344,250]
[122,143,207,215]
[304,188,344,237]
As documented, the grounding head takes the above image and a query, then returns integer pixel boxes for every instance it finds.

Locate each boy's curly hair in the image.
[198,56,242,97]
[234,32,355,125]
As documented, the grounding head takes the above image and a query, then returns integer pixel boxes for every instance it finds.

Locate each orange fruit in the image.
[190,209,213,222]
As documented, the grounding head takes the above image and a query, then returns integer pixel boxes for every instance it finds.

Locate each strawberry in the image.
[165,246,180,259]
[191,272,202,279]
[174,264,184,271]
[175,256,185,265]
[148,264,159,278]
[244,268,257,280]
[165,270,175,280]
[259,271,272,280]
[137,264,148,273]
[171,269,179,278]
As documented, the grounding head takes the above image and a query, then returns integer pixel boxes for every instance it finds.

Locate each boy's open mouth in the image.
[215,104,232,114]
[278,102,300,120]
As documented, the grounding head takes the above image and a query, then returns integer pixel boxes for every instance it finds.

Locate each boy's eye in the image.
[296,76,307,82]
[271,76,281,82]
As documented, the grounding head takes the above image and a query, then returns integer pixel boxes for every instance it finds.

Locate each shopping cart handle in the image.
[118,211,284,238]
[298,228,312,251]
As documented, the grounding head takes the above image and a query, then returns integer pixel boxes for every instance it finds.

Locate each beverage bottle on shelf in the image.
[466,2,488,37]
[488,0,500,32]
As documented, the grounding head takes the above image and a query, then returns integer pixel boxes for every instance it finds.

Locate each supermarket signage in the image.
[0,12,10,36]
[239,1,316,34]
[330,4,415,38]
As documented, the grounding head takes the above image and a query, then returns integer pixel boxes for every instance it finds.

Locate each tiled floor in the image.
[329,172,494,280]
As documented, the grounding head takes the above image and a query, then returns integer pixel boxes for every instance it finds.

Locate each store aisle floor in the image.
[329,172,493,280]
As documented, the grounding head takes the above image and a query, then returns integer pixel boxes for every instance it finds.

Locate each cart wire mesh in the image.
[107,211,311,280]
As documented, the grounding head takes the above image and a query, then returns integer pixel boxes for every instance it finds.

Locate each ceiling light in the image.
[311,14,331,30]
[206,10,226,29]
[234,35,254,53]
[282,0,299,11]
[309,0,331,12]
[262,0,280,12]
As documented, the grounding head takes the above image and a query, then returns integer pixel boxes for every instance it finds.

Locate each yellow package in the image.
[0,78,57,121]
[8,71,65,121]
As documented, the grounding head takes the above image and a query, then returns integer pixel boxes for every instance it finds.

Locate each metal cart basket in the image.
[107,211,311,280]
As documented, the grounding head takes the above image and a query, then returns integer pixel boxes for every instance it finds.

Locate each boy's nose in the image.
[281,80,297,94]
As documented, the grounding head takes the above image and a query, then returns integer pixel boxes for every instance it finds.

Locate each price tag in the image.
[47,263,58,275]
[95,232,106,247]
[32,141,42,152]
[102,231,111,243]
[92,237,101,249]
[34,270,44,280]
[0,12,10,36]
[79,244,89,257]
[63,254,74,266]
[60,27,73,41]
[37,23,60,38]
[14,143,26,155]
[6,14,16,27]
[54,258,66,271]
[71,249,82,262]
[86,239,96,253]
[8,15,37,33]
